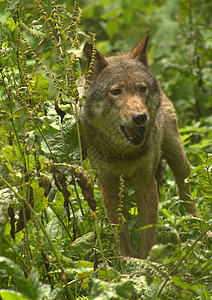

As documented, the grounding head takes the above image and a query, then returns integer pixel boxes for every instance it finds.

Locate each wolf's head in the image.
[81,34,162,150]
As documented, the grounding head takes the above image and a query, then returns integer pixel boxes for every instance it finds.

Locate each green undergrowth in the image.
[0,0,211,299]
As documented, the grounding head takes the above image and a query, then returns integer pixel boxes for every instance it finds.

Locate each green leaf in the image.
[90,278,138,300]
[160,209,175,225]
[48,202,65,215]
[0,257,33,299]
[191,185,198,199]
[8,107,24,119]
[31,182,47,212]
[149,244,170,259]
[29,74,49,104]
[41,115,79,162]
[45,218,61,249]
[90,278,119,300]
[0,290,28,300]
[27,268,51,299]
[67,260,93,289]
[70,232,95,255]
[172,275,192,290]
[7,15,16,32]
[0,258,51,299]
[2,145,16,161]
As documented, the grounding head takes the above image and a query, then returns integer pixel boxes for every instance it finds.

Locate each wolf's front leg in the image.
[100,175,136,257]
[162,114,199,216]
[136,178,158,259]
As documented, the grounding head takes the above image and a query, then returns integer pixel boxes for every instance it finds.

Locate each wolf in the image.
[80,34,198,258]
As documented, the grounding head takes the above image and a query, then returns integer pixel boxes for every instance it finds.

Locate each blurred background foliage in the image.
[0,0,211,299]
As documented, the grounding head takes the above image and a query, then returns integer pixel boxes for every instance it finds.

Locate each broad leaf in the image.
[0,290,28,300]
[0,257,50,300]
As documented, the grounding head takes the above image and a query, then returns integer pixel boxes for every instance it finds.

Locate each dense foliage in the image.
[0,0,211,299]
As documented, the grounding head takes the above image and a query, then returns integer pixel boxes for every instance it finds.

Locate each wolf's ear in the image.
[83,42,108,80]
[130,34,149,66]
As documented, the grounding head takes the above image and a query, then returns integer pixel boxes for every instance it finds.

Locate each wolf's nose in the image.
[132,113,147,125]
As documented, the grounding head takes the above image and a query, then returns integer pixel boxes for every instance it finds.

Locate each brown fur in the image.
[80,34,198,258]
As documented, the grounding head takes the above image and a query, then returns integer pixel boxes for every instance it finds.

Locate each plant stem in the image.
[53,2,83,166]
[93,212,109,281]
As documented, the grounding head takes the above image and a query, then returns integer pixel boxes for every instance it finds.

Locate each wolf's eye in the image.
[139,85,147,94]
[110,88,122,96]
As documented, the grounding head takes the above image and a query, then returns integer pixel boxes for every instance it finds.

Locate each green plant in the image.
[0,0,211,299]
[0,0,97,298]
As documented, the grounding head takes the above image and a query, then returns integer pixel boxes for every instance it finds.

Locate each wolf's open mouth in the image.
[120,125,145,146]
